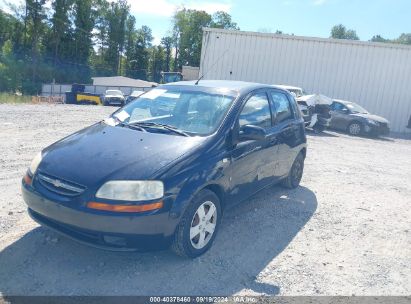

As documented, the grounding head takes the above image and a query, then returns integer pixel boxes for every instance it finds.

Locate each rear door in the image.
[269,90,301,177]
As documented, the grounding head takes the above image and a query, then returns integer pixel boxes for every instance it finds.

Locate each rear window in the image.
[271,91,293,123]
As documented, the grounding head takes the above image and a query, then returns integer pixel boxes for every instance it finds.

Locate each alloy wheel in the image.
[190,201,217,250]
[349,123,361,135]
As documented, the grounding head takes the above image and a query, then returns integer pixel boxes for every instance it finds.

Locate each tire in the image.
[171,189,221,258]
[347,121,362,136]
[313,124,325,133]
[281,152,305,189]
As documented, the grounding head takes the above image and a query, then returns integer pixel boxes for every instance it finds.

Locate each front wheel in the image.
[281,152,305,189]
[171,189,221,258]
[313,123,325,133]
[347,121,362,136]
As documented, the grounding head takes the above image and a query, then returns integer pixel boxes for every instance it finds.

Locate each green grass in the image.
[0,93,32,104]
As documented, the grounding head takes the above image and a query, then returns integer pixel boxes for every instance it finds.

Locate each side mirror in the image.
[238,125,266,142]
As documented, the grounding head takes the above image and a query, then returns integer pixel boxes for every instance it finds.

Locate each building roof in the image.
[203,27,411,51]
[91,76,157,88]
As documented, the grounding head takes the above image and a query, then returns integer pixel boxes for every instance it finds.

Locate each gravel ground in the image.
[0,104,410,296]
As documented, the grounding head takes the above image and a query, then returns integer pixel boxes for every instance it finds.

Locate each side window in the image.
[239,93,272,129]
[270,91,293,124]
[331,102,345,112]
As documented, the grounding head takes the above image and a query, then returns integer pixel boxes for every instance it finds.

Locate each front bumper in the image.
[365,123,390,136]
[105,98,124,105]
[22,183,177,250]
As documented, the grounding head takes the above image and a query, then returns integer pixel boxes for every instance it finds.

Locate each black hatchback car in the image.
[22,81,307,258]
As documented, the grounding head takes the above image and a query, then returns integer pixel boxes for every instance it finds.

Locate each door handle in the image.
[269,137,277,144]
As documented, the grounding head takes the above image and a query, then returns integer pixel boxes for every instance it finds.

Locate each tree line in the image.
[330,24,411,44]
[0,0,239,94]
[0,1,409,95]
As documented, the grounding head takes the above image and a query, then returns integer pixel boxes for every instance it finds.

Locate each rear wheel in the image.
[281,152,305,189]
[171,189,221,258]
[348,121,362,136]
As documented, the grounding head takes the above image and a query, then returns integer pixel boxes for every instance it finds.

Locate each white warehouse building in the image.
[199,28,411,133]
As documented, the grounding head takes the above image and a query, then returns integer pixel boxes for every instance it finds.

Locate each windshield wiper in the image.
[118,122,146,132]
[127,122,190,137]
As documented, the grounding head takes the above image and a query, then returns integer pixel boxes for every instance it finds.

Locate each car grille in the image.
[108,98,122,103]
[37,173,86,196]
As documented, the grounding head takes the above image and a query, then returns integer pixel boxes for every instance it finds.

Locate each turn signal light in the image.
[87,201,163,213]
[23,173,32,185]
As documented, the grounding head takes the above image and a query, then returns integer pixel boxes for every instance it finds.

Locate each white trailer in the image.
[200,28,411,133]
[182,66,200,81]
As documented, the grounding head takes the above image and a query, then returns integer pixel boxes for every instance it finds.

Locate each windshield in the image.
[106,90,123,95]
[110,88,235,136]
[346,102,368,114]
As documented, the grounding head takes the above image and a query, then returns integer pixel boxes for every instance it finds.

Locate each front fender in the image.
[167,157,229,220]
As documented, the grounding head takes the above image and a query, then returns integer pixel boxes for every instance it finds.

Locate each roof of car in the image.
[274,85,303,91]
[333,99,355,104]
[166,80,287,94]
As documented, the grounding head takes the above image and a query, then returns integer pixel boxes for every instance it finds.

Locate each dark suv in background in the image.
[329,99,390,136]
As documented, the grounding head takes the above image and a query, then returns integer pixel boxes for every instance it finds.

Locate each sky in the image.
[1,0,410,45]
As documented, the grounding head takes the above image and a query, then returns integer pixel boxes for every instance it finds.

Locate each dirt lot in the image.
[0,104,410,296]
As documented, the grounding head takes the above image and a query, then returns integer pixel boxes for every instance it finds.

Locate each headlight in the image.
[29,152,42,175]
[96,180,164,201]
[366,119,379,126]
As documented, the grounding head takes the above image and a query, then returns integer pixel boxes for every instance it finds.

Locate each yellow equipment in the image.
[76,93,102,105]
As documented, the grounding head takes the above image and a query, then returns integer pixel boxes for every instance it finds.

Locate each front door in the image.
[330,102,350,130]
[226,91,278,203]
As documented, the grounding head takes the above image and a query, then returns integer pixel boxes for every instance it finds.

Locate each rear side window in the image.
[270,91,293,124]
[239,93,272,129]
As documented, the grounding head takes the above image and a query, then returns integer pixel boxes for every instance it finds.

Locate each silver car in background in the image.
[103,90,125,106]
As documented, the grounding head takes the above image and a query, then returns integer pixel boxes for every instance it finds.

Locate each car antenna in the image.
[195,47,230,85]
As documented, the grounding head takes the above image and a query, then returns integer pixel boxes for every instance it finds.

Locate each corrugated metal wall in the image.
[200,28,411,133]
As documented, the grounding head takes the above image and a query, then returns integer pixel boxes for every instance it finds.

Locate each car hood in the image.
[351,113,389,124]
[105,95,124,99]
[39,123,204,187]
